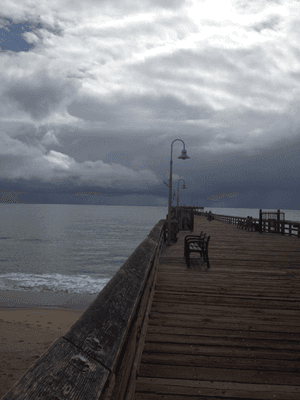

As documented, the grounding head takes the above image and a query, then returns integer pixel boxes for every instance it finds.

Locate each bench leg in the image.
[199,245,210,268]
[186,249,191,268]
[204,252,210,268]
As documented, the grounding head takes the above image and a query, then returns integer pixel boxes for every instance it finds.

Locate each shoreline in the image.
[0,289,96,311]
[0,290,95,399]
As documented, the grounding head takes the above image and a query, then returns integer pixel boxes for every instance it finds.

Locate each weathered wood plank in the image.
[64,237,157,370]
[138,363,300,385]
[141,352,299,372]
[135,378,300,400]
[148,314,300,333]
[146,324,300,341]
[136,377,300,393]
[3,338,110,400]
[123,245,162,400]
[144,332,300,350]
[151,293,300,309]
[143,342,299,361]
[150,302,300,317]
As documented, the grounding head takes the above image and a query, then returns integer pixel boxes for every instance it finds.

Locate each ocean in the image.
[0,204,167,303]
[1,204,299,309]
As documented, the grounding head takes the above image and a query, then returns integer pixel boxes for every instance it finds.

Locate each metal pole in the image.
[167,157,173,246]
[177,179,185,208]
[166,139,189,246]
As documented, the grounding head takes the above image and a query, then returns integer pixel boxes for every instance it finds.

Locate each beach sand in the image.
[0,290,96,398]
[0,307,83,398]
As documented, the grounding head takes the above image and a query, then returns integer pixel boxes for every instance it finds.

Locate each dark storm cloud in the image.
[192,141,300,209]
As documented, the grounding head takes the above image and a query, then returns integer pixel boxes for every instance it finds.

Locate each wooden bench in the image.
[184,231,204,258]
[184,232,210,268]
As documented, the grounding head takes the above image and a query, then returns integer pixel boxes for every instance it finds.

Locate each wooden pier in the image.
[133,216,300,399]
[3,215,300,400]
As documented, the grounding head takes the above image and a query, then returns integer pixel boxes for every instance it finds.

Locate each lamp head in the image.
[178,149,190,160]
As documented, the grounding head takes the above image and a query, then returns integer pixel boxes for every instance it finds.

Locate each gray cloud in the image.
[63,0,186,12]
[67,93,212,125]
[1,0,300,208]
[4,71,80,120]
[252,15,282,32]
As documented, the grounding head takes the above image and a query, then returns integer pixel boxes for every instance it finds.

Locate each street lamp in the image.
[167,139,190,246]
[177,179,186,207]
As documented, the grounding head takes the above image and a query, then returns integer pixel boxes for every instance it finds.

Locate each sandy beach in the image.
[0,286,97,397]
[0,307,83,398]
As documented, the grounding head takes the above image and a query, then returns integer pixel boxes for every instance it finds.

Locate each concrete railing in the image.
[3,219,166,400]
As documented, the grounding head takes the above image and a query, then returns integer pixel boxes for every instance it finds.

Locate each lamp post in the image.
[177,179,186,207]
[167,139,190,246]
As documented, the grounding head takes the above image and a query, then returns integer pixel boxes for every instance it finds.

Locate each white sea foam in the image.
[0,272,110,294]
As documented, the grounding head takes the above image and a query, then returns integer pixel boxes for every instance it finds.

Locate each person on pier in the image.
[207,210,213,221]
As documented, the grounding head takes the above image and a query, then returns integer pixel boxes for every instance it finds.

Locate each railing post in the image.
[259,209,262,233]
[277,209,280,233]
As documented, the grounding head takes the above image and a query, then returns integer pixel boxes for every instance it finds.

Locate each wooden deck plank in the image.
[141,352,299,372]
[138,364,299,385]
[146,325,299,341]
[147,315,300,334]
[133,216,300,400]
[135,378,300,400]
[143,342,298,361]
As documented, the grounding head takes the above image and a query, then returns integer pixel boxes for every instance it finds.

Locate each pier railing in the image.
[197,210,300,238]
[3,219,166,400]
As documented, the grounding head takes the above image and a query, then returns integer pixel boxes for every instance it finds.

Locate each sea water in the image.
[0,204,167,297]
[1,204,299,299]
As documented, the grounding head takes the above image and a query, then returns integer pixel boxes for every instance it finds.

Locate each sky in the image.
[1,0,300,209]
